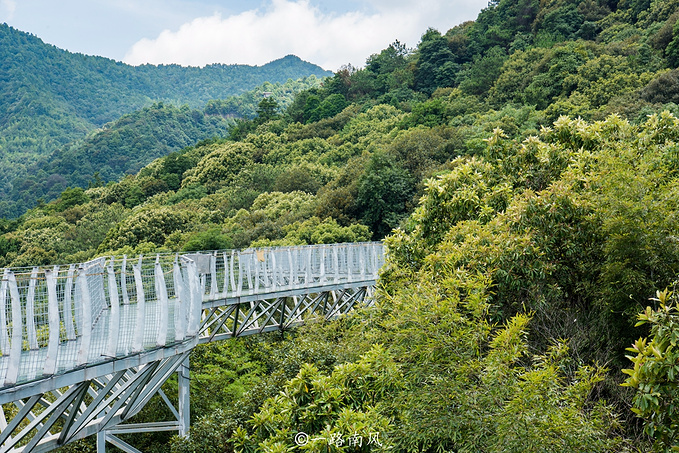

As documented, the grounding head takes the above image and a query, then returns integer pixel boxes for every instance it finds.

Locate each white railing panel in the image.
[25,268,38,351]
[131,263,145,354]
[75,267,92,366]
[43,268,59,376]
[0,242,384,388]
[106,263,120,358]
[155,259,169,347]
[0,270,9,356]
[5,272,22,386]
[174,258,187,342]
[64,264,76,340]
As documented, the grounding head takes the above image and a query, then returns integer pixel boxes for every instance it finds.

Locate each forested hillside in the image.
[4,0,679,451]
[0,76,323,218]
[0,23,331,209]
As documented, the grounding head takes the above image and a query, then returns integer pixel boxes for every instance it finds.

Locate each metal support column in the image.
[97,431,106,453]
[178,356,190,437]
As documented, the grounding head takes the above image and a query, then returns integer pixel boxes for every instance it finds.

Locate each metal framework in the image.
[0,242,383,452]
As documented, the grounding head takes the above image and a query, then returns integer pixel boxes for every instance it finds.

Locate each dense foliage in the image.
[162,110,679,453]
[0,77,323,218]
[12,0,679,450]
[0,23,330,211]
[623,289,679,451]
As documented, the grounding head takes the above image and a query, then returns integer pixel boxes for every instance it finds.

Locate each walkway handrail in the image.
[0,242,384,390]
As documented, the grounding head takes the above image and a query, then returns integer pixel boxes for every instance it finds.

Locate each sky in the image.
[0,0,489,71]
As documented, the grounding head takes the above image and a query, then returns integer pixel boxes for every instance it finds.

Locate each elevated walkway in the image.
[0,242,384,452]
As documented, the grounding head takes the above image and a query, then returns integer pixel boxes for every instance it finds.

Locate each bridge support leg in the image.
[92,353,191,453]
[97,431,105,452]
[178,356,190,437]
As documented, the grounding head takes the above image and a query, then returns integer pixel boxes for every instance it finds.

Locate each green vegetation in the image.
[1,76,323,218]
[162,109,679,453]
[13,0,679,450]
[0,23,330,214]
[623,289,679,451]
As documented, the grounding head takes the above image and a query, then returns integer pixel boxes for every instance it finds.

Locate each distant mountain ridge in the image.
[0,23,331,212]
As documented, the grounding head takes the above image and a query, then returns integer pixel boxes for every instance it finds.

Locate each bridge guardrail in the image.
[0,242,384,389]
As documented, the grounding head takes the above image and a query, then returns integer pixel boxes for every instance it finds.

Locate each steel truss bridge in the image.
[0,242,384,452]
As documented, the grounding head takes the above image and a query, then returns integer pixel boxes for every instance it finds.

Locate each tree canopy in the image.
[10,0,679,451]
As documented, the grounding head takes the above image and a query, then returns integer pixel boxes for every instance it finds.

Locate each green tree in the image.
[623,289,679,451]
[355,152,415,239]
[54,187,89,212]
[457,46,508,96]
[182,227,232,252]
[666,20,679,68]
[415,28,456,94]
[183,142,253,192]
[231,345,397,452]
[97,206,192,252]
[255,97,280,124]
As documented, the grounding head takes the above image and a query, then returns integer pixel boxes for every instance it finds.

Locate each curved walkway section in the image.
[0,242,384,452]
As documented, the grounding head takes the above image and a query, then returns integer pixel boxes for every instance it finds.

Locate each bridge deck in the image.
[0,242,384,452]
[0,242,383,392]
[0,300,178,388]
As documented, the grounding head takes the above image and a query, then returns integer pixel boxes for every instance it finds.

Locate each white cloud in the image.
[0,0,17,20]
[123,0,485,71]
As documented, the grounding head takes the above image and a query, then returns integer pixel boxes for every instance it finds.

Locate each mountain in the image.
[6,0,679,450]
[0,76,323,218]
[0,23,331,207]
